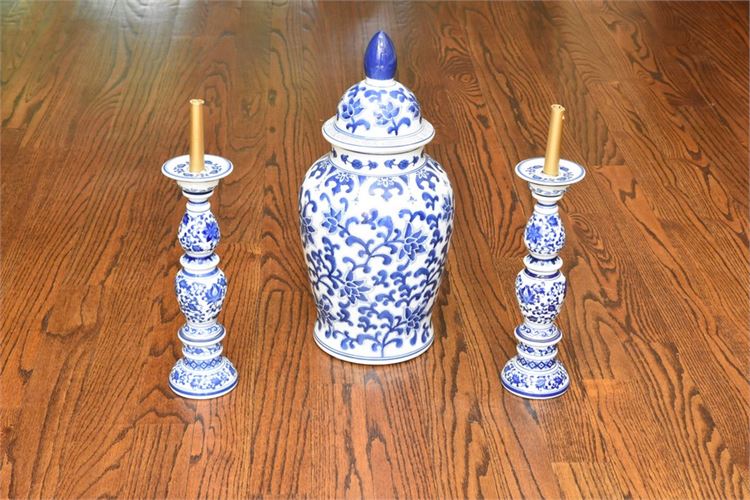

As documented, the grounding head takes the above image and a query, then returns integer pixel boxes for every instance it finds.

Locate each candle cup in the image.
[161,154,238,399]
[501,157,585,399]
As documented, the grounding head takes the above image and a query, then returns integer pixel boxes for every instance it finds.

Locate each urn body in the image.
[299,148,453,363]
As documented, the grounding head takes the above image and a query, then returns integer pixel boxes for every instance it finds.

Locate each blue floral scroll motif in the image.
[502,363,566,393]
[170,358,237,392]
[175,270,227,324]
[298,189,318,245]
[169,158,227,178]
[517,161,583,184]
[341,100,369,134]
[364,89,387,102]
[400,223,427,260]
[390,88,421,121]
[515,272,566,324]
[383,156,420,170]
[374,101,411,135]
[299,155,453,359]
[335,81,423,137]
[368,177,405,201]
[179,212,221,254]
[335,151,422,171]
[525,212,565,256]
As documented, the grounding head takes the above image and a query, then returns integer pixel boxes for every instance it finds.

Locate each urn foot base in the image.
[168,357,238,399]
[313,321,434,365]
[501,356,569,399]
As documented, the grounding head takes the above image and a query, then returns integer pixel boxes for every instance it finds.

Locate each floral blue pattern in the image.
[162,156,233,180]
[299,155,453,362]
[341,87,369,133]
[335,81,422,138]
[169,359,237,395]
[179,211,221,255]
[514,272,566,324]
[501,362,568,395]
[524,212,564,256]
[175,270,227,324]
[333,149,422,171]
[516,159,584,184]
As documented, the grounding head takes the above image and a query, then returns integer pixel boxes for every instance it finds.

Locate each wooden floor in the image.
[1,1,748,498]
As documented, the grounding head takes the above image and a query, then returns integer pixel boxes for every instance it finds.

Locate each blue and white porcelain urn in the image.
[299,32,454,364]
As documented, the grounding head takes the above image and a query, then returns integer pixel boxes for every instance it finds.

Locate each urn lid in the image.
[322,31,435,154]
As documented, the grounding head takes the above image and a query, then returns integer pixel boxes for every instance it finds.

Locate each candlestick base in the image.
[169,354,238,400]
[501,356,569,399]
[168,323,238,399]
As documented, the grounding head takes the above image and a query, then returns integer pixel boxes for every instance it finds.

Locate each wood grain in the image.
[1,1,748,498]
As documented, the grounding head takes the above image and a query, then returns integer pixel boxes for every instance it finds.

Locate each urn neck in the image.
[329,146,426,175]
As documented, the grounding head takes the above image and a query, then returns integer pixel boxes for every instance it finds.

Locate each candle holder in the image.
[501,157,585,399]
[161,154,238,399]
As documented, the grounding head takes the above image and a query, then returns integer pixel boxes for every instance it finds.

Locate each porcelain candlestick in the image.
[501,157,585,399]
[162,154,238,399]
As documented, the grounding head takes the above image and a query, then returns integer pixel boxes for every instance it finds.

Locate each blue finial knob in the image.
[364,31,397,80]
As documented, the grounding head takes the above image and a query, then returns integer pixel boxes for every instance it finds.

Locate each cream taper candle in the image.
[543,104,565,176]
[189,99,205,173]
